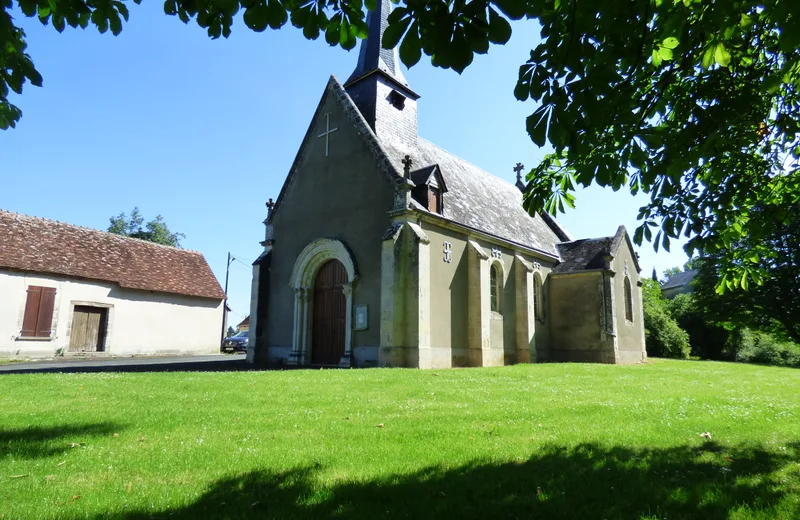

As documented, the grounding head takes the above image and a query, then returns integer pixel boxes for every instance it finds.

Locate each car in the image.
[221,330,249,353]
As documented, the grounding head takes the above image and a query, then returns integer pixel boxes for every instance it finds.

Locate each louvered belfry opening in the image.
[311,259,348,365]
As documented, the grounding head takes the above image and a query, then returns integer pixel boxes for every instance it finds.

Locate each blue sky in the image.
[2,5,688,321]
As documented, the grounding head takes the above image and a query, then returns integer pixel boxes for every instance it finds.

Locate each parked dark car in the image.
[221,330,248,353]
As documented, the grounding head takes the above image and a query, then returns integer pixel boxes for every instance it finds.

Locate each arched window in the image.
[490,264,502,313]
[533,272,544,321]
[624,276,633,322]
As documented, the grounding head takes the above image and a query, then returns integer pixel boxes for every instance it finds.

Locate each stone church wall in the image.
[420,221,556,367]
[612,243,647,364]
[548,272,610,362]
[260,92,394,366]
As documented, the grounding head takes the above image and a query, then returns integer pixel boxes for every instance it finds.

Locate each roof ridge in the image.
[0,209,201,254]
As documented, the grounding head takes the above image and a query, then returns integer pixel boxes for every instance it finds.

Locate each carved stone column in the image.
[340,283,353,367]
[288,288,309,365]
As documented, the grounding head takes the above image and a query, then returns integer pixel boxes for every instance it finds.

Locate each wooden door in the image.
[69,306,107,352]
[311,260,347,365]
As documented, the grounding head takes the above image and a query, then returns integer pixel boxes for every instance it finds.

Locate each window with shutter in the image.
[20,286,56,338]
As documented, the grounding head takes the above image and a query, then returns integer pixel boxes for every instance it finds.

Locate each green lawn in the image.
[1,360,798,519]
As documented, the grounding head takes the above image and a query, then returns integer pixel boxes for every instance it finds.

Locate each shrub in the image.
[734,329,800,367]
[642,280,691,359]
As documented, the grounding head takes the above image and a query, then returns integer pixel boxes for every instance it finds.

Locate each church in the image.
[247,1,646,369]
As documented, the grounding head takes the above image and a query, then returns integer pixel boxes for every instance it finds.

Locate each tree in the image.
[227,325,236,337]
[692,206,800,343]
[4,0,800,290]
[108,207,185,247]
[641,279,690,359]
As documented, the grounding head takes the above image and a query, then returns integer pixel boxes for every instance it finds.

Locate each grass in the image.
[0,359,798,519]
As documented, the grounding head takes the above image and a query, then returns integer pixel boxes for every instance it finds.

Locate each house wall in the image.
[611,244,647,364]
[260,87,394,367]
[0,270,224,358]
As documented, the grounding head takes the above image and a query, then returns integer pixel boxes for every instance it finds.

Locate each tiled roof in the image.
[661,269,698,290]
[0,211,225,300]
[380,137,566,256]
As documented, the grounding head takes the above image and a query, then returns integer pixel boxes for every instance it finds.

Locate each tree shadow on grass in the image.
[117,441,799,520]
[0,422,124,460]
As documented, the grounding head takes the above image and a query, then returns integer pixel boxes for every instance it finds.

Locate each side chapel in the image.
[248,1,646,368]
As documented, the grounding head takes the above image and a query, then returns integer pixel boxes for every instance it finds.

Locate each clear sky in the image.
[2,5,689,321]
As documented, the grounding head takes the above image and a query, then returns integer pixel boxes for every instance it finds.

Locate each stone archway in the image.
[288,238,357,366]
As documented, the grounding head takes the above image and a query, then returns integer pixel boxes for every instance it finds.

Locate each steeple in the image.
[344,0,419,142]
[345,0,412,92]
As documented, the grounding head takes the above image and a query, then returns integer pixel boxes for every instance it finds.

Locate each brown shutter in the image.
[36,287,57,337]
[21,286,42,337]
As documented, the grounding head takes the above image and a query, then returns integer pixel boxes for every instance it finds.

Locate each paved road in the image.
[0,354,253,374]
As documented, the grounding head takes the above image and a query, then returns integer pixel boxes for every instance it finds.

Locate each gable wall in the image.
[611,242,646,363]
[0,270,223,358]
[263,89,394,365]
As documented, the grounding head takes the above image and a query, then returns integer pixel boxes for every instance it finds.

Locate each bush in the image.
[734,330,800,367]
[642,280,691,359]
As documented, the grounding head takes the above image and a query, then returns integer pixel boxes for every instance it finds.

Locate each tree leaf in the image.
[382,16,411,50]
[243,5,270,32]
[714,42,731,67]
[399,22,422,67]
[526,106,549,147]
[487,8,512,45]
[661,36,679,49]
[701,45,715,69]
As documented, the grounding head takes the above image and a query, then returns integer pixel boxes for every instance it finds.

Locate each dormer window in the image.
[409,164,448,215]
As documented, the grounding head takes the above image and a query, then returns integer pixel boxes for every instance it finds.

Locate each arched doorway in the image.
[311,259,347,365]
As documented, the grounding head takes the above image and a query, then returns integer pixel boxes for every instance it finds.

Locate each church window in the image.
[533,273,544,321]
[490,264,502,313]
[624,276,633,322]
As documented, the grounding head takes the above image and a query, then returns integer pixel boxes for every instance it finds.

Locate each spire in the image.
[345,0,413,94]
[344,0,419,142]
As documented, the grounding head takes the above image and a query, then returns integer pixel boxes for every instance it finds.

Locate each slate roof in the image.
[553,226,639,274]
[380,137,565,256]
[344,0,412,91]
[553,237,613,273]
[661,269,698,290]
[0,211,225,300]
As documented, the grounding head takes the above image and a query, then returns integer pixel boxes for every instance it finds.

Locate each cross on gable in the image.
[513,163,525,182]
[318,113,338,158]
[402,155,413,179]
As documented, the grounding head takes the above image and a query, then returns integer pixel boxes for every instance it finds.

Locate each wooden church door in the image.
[311,259,347,365]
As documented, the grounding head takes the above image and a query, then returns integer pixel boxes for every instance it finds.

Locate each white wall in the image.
[0,270,224,358]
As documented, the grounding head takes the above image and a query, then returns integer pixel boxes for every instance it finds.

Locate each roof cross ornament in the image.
[513,162,525,183]
[402,155,413,179]
[318,113,338,157]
